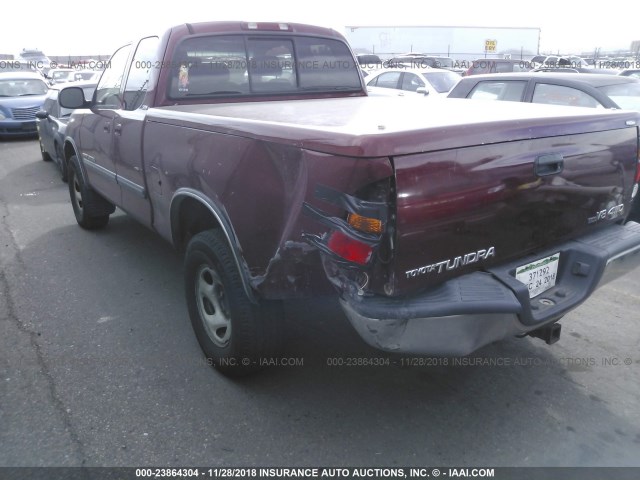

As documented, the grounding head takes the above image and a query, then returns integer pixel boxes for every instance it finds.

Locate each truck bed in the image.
[149,96,638,156]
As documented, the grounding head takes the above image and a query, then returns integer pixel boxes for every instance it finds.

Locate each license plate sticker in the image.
[515,253,560,298]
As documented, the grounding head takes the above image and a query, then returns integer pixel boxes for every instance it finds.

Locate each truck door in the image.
[78,44,132,200]
[111,36,159,227]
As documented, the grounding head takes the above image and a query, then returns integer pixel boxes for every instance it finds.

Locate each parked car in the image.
[366,67,461,96]
[448,72,640,111]
[619,69,640,79]
[390,54,465,74]
[16,48,52,76]
[356,54,382,68]
[47,68,76,85]
[0,60,39,74]
[36,81,97,180]
[530,55,588,69]
[531,66,620,74]
[464,58,532,76]
[72,70,101,82]
[0,72,49,138]
[528,56,619,74]
[356,54,383,77]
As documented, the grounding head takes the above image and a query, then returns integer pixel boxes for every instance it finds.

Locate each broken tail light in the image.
[302,181,391,268]
[327,230,374,265]
[347,212,383,235]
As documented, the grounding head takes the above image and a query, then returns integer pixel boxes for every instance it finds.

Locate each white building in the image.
[344,25,541,61]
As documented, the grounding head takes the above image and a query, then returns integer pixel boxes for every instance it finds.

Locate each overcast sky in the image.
[3,0,638,57]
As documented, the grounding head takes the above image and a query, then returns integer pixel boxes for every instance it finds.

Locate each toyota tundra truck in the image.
[58,21,640,375]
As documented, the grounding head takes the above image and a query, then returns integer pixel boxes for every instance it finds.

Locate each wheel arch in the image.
[170,188,257,303]
[63,138,87,183]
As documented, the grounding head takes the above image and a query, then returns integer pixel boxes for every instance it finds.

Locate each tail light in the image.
[347,212,383,235]
[327,230,373,265]
[302,182,391,267]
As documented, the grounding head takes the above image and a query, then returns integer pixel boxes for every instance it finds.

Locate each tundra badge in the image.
[405,247,496,279]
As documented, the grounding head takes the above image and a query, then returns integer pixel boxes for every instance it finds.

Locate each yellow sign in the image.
[485,39,497,52]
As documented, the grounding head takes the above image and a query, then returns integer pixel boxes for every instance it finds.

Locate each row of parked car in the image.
[364,66,640,110]
[357,52,640,111]
[46,68,101,85]
[0,69,98,182]
[357,53,640,77]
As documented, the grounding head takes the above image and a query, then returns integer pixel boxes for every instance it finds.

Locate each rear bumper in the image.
[340,222,640,355]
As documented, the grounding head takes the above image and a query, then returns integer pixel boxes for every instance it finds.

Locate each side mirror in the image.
[58,86,86,109]
[416,87,430,96]
[35,110,49,120]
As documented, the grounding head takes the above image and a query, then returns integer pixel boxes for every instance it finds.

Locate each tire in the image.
[184,229,282,377]
[67,155,115,230]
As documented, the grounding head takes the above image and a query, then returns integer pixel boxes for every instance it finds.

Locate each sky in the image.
[2,0,638,57]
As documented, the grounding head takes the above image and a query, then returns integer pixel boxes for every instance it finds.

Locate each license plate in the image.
[515,253,560,298]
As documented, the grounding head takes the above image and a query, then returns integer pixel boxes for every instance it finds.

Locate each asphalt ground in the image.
[1,137,639,470]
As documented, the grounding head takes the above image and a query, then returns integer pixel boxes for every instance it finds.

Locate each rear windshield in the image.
[598,82,640,110]
[422,71,460,93]
[168,34,362,99]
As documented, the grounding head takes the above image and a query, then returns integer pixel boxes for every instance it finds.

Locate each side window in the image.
[401,73,424,92]
[372,72,401,89]
[94,44,132,108]
[532,84,604,108]
[124,36,160,110]
[468,81,527,101]
[169,35,248,98]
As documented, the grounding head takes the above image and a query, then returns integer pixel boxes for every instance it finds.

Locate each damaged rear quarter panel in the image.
[144,118,393,298]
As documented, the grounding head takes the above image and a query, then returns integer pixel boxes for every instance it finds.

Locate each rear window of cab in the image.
[168,35,362,99]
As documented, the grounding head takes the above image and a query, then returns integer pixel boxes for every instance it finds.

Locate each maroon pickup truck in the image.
[59,21,640,376]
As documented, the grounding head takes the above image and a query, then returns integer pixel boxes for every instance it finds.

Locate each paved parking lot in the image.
[1,138,640,468]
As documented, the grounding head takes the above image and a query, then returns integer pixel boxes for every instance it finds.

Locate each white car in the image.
[72,70,102,82]
[47,68,76,85]
[365,67,461,97]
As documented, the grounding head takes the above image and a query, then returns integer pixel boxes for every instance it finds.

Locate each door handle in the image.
[103,122,111,133]
[535,153,564,177]
[114,123,122,135]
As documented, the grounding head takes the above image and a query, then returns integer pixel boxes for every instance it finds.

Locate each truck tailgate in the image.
[392,126,639,295]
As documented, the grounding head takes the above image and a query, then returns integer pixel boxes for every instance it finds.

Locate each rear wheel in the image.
[67,155,115,230]
[184,229,282,376]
